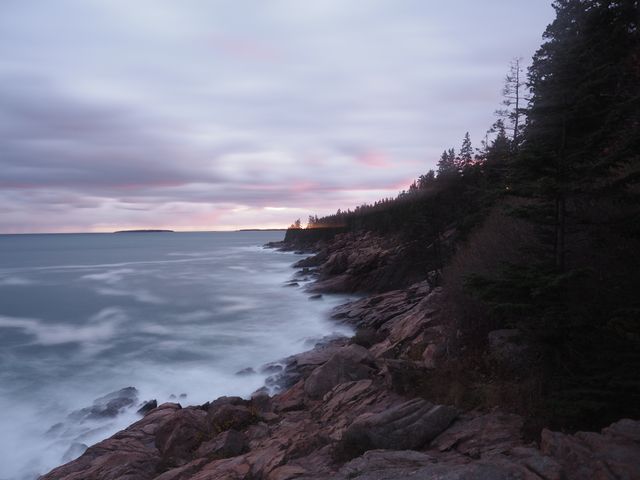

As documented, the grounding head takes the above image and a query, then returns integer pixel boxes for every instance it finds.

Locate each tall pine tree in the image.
[457,132,474,172]
[437,148,457,177]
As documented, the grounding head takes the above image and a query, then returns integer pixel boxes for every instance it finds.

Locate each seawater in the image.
[0,232,352,480]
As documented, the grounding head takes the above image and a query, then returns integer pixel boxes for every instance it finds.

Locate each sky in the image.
[0,0,555,233]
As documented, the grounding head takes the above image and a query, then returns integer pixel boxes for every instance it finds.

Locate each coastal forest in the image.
[291,0,640,432]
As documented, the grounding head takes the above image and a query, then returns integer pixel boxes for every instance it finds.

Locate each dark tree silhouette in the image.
[496,57,528,147]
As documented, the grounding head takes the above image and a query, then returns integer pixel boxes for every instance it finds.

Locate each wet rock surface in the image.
[40,233,640,479]
[67,386,139,423]
[338,399,458,458]
[541,420,640,480]
[304,345,377,399]
[137,399,158,416]
[42,305,640,480]
[287,231,427,293]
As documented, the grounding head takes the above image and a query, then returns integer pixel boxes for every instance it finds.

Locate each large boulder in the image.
[208,404,258,434]
[302,231,427,293]
[155,407,210,465]
[304,345,377,400]
[367,289,444,361]
[431,411,525,458]
[338,398,458,458]
[137,399,158,416]
[541,418,640,480]
[194,429,248,460]
[337,450,437,479]
[266,338,350,392]
[331,281,429,331]
[153,459,210,480]
[40,402,182,480]
[322,251,351,275]
[67,387,139,422]
[331,449,530,480]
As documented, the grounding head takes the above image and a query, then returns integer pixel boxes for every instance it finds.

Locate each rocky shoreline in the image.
[40,232,640,480]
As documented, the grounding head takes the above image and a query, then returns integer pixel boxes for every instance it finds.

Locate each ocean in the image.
[0,231,352,480]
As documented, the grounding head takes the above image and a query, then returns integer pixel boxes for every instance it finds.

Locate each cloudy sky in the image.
[0,1,554,233]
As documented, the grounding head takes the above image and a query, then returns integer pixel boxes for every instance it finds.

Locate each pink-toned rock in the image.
[367,289,445,360]
[208,404,257,434]
[332,449,522,480]
[153,458,210,480]
[194,429,248,460]
[603,418,640,443]
[320,381,400,443]
[245,422,271,443]
[205,396,248,411]
[304,231,426,293]
[250,391,273,413]
[155,407,209,465]
[288,340,347,370]
[323,447,561,480]
[243,444,288,477]
[321,380,373,420]
[39,403,182,480]
[37,230,640,480]
[274,380,306,412]
[267,339,350,392]
[337,449,438,478]
[304,345,377,399]
[331,288,420,330]
[189,455,252,480]
[268,464,309,480]
[307,274,351,293]
[422,342,445,369]
[541,419,640,480]
[505,446,562,480]
[383,290,441,345]
[431,410,525,458]
[338,398,458,458]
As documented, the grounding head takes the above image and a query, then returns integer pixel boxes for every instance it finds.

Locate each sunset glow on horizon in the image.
[0,1,554,233]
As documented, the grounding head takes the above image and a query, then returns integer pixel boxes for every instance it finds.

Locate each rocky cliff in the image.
[40,232,640,480]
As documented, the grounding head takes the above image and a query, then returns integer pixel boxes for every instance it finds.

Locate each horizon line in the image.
[0,228,289,236]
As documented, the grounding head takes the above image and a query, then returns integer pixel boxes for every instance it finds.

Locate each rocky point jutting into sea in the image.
[40,229,640,480]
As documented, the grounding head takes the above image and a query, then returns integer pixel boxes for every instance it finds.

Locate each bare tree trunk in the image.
[514,58,520,144]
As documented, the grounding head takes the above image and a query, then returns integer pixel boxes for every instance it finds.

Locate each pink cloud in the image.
[208,33,282,62]
[356,150,391,168]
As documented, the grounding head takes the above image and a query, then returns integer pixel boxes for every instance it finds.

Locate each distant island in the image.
[113,229,174,233]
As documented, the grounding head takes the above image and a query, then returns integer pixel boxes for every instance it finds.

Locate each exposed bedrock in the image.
[40,232,640,480]
[287,231,431,293]
[337,398,458,458]
[304,345,378,399]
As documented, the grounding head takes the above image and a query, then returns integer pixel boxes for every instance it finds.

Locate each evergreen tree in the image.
[483,121,512,188]
[289,218,302,229]
[437,148,457,177]
[307,215,319,228]
[457,132,474,171]
[518,0,639,271]
[471,0,640,428]
[417,170,436,189]
[496,57,528,147]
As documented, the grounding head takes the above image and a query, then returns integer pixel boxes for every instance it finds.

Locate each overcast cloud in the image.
[0,0,554,232]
